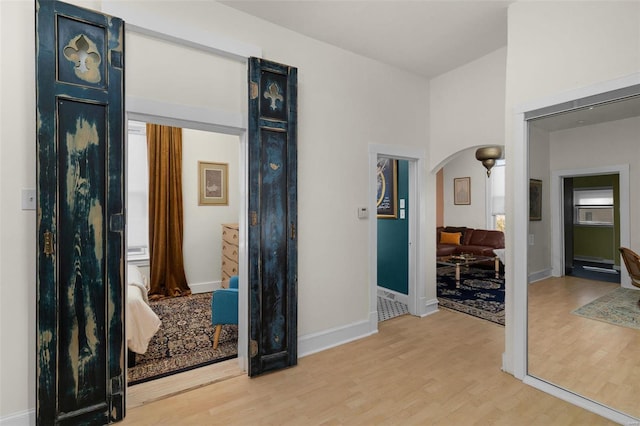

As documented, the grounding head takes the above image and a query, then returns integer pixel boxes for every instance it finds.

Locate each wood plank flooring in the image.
[123,303,618,425]
[528,276,640,419]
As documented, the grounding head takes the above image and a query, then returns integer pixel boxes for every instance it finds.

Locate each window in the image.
[574,188,614,226]
[487,159,505,232]
[127,121,149,262]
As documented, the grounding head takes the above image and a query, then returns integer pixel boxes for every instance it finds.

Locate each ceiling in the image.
[220,0,513,78]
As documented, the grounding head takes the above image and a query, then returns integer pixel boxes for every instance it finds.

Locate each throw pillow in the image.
[440,231,462,245]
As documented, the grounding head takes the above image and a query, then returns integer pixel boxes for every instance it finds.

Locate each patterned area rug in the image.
[572,287,640,329]
[437,266,505,325]
[377,296,409,321]
[128,292,238,385]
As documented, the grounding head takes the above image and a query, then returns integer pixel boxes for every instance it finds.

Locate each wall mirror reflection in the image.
[527,93,640,419]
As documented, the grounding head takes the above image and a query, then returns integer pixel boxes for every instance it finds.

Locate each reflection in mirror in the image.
[527,95,640,418]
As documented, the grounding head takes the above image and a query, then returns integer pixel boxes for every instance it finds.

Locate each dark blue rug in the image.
[437,266,505,325]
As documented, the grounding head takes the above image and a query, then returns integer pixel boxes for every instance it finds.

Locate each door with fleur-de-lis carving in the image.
[248,58,298,376]
[36,1,125,424]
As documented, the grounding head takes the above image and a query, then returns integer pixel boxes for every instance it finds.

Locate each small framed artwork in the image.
[529,179,542,221]
[376,157,398,218]
[453,177,471,205]
[198,161,229,206]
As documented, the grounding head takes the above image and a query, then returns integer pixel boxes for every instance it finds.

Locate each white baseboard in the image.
[523,376,640,425]
[376,286,409,305]
[420,298,439,317]
[528,268,552,283]
[298,318,377,358]
[190,280,221,294]
[0,409,34,426]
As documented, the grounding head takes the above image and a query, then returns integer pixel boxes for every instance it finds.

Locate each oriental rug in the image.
[437,266,505,325]
[572,287,640,330]
[127,292,238,386]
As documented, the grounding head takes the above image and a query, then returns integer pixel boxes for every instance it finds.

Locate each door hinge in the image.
[250,339,258,358]
[110,213,124,232]
[250,211,258,226]
[43,231,54,256]
[110,376,122,394]
[291,222,296,240]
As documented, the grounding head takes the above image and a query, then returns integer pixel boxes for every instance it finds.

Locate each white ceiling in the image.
[220,0,513,78]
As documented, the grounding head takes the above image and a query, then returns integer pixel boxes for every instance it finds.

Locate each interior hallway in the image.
[122,305,614,425]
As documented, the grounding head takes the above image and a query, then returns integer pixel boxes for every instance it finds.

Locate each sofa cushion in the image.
[467,229,505,249]
[440,231,462,245]
[437,245,458,257]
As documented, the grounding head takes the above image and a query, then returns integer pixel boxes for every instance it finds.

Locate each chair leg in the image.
[213,324,222,350]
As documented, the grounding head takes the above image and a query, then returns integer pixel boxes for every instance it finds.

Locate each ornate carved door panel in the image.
[36,1,125,423]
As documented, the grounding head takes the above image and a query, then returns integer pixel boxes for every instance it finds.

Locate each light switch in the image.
[357,207,368,219]
[400,199,405,209]
[22,189,36,211]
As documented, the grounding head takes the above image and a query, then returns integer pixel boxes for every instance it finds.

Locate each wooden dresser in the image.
[221,223,239,288]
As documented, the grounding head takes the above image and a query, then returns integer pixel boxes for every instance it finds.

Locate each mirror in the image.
[527,94,640,418]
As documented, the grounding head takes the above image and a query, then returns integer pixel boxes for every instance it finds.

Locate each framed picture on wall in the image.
[198,161,229,206]
[376,157,397,218]
[453,177,471,205]
[529,179,542,221]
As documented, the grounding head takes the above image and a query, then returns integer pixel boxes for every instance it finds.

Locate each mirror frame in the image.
[512,73,640,424]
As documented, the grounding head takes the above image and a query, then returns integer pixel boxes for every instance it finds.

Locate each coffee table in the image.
[437,254,500,285]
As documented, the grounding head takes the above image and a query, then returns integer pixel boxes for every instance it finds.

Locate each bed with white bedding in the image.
[126,264,161,354]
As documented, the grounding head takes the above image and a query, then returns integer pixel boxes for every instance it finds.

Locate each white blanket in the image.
[126,265,161,354]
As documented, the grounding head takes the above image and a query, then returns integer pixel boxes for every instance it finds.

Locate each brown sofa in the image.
[437,226,504,257]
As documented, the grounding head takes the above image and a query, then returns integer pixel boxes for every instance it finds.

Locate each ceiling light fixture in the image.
[475,146,503,177]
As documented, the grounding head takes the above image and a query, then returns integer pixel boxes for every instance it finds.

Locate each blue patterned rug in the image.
[437,266,505,325]
[572,287,640,329]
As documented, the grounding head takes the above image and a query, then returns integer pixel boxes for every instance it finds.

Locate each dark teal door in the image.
[248,58,298,376]
[36,1,125,423]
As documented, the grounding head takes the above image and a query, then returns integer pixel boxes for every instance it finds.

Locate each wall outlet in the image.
[357,207,368,219]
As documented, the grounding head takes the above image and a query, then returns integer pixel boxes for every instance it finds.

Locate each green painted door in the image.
[36,1,125,423]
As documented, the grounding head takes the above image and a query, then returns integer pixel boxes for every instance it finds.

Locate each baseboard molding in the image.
[376,286,409,305]
[420,297,439,317]
[523,376,640,425]
[528,268,552,283]
[0,409,34,426]
[190,280,221,294]
[298,318,377,358]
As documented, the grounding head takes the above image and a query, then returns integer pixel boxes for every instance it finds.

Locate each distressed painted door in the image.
[248,58,298,376]
[36,1,125,424]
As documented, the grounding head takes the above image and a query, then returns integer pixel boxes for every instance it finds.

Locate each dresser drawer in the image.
[222,241,238,260]
[222,224,239,245]
[222,257,238,277]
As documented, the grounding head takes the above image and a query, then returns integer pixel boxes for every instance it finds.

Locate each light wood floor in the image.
[529,276,640,419]
[123,305,617,425]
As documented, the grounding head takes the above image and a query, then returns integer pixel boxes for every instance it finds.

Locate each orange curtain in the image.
[147,124,190,299]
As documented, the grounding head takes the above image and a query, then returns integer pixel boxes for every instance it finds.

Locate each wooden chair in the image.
[618,247,640,306]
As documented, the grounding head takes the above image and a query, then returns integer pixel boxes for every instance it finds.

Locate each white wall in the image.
[527,124,551,276]
[182,129,240,292]
[0,0,430,420]
[504,1,640,375]
[430,47,507,170]
[442,148,489,229]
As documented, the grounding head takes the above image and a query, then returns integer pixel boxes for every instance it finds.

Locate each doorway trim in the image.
[368,144,429,332]
[106,1,262,374]
[550,166,630,287]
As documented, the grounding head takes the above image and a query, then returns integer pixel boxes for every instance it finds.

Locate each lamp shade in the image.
[475,146,503,177]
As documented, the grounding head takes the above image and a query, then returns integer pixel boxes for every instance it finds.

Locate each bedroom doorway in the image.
[125,120,242,396]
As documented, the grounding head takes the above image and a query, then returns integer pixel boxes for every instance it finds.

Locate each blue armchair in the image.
[211,275,239,349]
